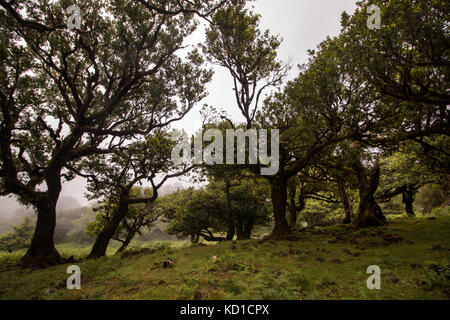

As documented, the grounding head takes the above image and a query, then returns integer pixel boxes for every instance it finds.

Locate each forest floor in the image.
[0,214,449,300]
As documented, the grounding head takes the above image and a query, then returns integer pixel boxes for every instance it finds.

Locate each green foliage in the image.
[379,195,404,216]
[421,261,450,289]
[163,178,271,242]
[429,205,450,217]
[202,3,286,127]
[300,200,343,227]
[415,184,447,212]
[341,0,449,106]
[0,217,34,251]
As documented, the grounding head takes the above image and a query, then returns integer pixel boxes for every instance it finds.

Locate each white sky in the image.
[175,0,358,135]
[0,0,358,211]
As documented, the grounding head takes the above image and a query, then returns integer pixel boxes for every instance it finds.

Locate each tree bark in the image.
[20,201,62,266]
[88,194,129,259]
[269,178,290,238]
[354,164,387,228]
[190,234,200,244]
[242,215,255,239]
[200,230,227,242]
[116,231,135,253]
[288,185,297,229]
[235,211,244,240]
[20,165,64,266]
[337,179,353,224]
[402,187,415,216]
[224,182,235,240]
[235,212,255,240]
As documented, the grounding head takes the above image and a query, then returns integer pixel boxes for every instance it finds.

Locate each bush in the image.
[300,200,342,227]
[429,205,450,217]
[415,184,446,212]
[0,217,34,251]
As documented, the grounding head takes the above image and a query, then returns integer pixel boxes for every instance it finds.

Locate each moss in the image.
[0,215,449,300]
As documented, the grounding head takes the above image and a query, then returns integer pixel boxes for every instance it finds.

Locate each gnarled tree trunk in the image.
[235,212,255,240]
[20,200,62,266]
[270,177,290,238]
[20,166,64,267]
[200,230,227,242]
[88,193,129,259]
[288,185,297,229]
[354,163,386,228]
[337,179,353,224]
[116,231,135,253]
[225,182,236,240]
[402,186,415,216]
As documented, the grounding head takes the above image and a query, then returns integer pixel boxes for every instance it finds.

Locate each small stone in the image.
[163,258,174,268]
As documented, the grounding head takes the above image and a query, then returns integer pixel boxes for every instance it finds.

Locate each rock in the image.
[162,258,174,268]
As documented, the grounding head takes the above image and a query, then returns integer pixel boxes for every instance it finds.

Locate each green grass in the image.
[0,214,449,300]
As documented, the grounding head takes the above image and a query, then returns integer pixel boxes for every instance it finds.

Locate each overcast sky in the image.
[0,0,358,213]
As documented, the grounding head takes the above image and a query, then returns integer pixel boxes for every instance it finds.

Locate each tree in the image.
[0,217,34,251]
[75,132,193,258]
[287,168,342,228]
[376,141,443,216]
[86,187,162,254]
[0,0,225,266]
[164,179,270,242]
[201,4,288,129]
[222,178,271,240]
[196,118,273,240]
[352,152,386,227]
[333,0,450,226]
[256,35,387,235]
[163,187,224,243]
[340,0,449,165]
[341,0,449,106]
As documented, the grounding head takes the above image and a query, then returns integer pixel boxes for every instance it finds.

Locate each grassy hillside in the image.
[0,214,449,300]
